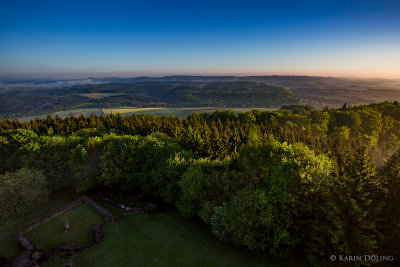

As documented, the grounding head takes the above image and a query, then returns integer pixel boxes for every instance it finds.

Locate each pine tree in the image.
[309,146,380,265]
[380,149,400,260]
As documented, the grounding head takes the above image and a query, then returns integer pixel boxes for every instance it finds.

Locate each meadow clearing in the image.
[0,191,305,266]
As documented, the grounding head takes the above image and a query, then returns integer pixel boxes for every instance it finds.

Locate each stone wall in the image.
[18,198,84,235]
[82,196,113,222]
[12,196,114,267]
[99,196,158,214]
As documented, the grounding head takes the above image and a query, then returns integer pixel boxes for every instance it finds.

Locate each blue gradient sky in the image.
[0,0,399,78]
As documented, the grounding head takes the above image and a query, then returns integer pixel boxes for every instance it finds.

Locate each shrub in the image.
[210,204,229,242]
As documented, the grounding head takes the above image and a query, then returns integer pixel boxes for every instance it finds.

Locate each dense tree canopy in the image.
[1,101,400,265]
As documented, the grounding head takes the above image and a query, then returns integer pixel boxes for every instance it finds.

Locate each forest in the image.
[1,101,400,265]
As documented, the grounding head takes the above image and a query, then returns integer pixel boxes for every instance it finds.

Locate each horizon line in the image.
[1,73,400,81]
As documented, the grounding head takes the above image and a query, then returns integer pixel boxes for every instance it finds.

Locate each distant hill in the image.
[0,81,298,118]
[1,75,400,118]
[159,82,297,107]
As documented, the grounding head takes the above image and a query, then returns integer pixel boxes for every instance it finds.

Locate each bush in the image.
[210,204,229,242]
[0,168,49,222]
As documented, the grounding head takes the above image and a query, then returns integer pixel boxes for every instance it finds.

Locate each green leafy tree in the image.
[225,188,272,251]
[0,129,39,173]
[70,136,103,192]
[228,137,333,256]
[176,158,232,220]
[99,134,140,190]
[23,135,81,191]
[0,168,49,222]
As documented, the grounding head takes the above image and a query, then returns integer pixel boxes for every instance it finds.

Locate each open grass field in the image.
[25,203,104,251]
[79,93,124,99]
[103,107,166,114]
[53,108,103,117]
[0,193,306,266]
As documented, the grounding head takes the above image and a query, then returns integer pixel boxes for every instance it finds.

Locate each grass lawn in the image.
[25,203,104,251]
[0,190,78,261]
[1,193,306,266]
[71,200,306,267]
[79,93,124,99]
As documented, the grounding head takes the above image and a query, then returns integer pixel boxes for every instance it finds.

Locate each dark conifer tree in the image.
[311,146,380,264]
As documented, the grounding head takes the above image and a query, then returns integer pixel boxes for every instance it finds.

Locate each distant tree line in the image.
[1,101,400,265]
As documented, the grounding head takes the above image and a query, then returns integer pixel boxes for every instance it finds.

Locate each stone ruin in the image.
[11,194,159,267]
[11,196,114,267]
[99,195,159,215]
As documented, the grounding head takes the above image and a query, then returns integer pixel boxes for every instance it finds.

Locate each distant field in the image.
[103,107,166,114]
[79,93,124,99]
[17,107,276,121]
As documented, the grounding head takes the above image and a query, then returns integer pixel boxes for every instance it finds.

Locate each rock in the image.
[91,224,104,243]
[64,218,70,230]
[31,250,44,261]
[16,235,35,250]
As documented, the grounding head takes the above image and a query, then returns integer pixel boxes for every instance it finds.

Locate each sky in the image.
[0,0,399,79]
